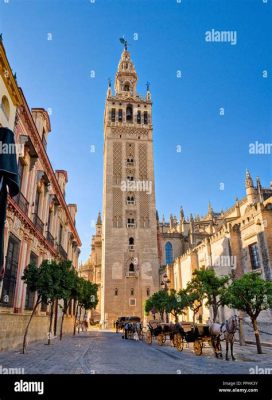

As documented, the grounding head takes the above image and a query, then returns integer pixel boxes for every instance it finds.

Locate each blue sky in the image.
[0,0,271,262]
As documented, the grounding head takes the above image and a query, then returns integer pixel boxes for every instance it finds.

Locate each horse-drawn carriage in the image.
[116,316,143,340]
[173,322,215,355]
[145,315,238,360]
[145,320,219,356]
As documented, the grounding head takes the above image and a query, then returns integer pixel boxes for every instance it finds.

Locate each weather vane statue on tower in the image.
[119,37,128,51]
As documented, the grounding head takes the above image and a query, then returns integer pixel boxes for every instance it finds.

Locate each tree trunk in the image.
[73,302,78,336]
[22,297,41,354]
[60,300,69,341]
[212,303,218,322]
[47,300,55,345]
[238,311,245,346]
[252,318,262,354]
[78,306,82,334]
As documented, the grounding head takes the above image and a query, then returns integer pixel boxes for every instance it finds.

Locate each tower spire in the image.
[115,43,138,96]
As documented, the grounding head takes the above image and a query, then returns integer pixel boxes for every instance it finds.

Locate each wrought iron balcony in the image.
[46,231,54,247]
[13,191,29,214]
[58,244,67,260]
[33,213,44,234]
[127,223,136,228]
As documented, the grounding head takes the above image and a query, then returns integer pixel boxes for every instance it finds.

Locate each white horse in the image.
[209,315,239,361]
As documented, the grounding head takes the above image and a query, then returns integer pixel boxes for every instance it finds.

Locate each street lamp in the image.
[161,273,171,323]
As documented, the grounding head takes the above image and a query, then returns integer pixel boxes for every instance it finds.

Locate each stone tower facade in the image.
[101,47,159,326]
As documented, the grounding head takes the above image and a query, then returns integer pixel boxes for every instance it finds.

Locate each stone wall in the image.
[0,312,75,352]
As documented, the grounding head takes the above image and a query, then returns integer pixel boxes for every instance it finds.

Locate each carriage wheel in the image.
[145,330,152,344]
[157,333,164,346]
[194,340,202,356]
[175,334,184,352]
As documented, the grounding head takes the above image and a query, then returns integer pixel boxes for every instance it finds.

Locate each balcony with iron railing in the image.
[127,223,136,229]
[126,200,136,206]
[13,192,29,215]
[33,213,44,235]
[58,244,67,260]
[46,231,54,247]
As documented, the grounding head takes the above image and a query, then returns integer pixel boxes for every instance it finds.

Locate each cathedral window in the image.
[130,288,134,296]
[127,175,134,181]
[129,263,135,272]
[124,82,130,91]
[111,108,116,122]
[118,109,123,122]
[137,111,141,124]
[144,111,148,124]
[114,288,118,296]
[126,104,133,122]
[165,242,173,264]
[146,288,150,296]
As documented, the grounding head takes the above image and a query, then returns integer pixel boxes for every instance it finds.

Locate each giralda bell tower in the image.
[101,41,159,326]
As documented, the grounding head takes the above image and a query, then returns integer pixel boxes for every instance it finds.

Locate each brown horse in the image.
[209,315,239,361]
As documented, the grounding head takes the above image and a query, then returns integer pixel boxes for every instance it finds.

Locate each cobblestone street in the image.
[0,330,271,374]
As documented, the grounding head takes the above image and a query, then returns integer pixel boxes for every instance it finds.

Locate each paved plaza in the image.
[0,330,271,374]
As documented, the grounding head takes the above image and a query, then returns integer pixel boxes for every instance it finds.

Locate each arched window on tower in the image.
[129,263,135,272]
[126,104,133,122]
[143,111,148,124]
[111,108,116,122]
[114,288,118,296]
[124,82,130,91]
[130,288,134,296]
[137,111,141,124]
[165,242,173,264]
[118,109,123,122]
[127,195,135,205]
[128,237,134,251]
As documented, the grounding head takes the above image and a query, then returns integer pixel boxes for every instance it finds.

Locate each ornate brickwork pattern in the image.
[112,127,147,138]
[139,191,149,228]
[138,143,148,179]
[126,142,135,158]
[113,142,122,180]
[113,188,123,228]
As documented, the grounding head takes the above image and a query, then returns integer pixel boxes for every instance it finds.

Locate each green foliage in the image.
[167,289,188,318]
[190,269,229,321]
[144,290,169,316]
[21,263,40,293]
[222,272,272,319]
[77,278,98,311]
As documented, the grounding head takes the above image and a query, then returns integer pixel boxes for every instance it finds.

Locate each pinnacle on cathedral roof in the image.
[245,168,254,188]
[96,212,102,225]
